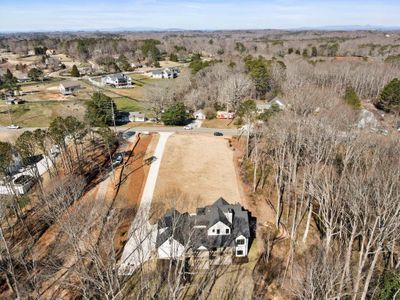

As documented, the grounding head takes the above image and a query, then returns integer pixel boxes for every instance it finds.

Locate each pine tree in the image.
[344,86,361,109]
[71,65,80,77]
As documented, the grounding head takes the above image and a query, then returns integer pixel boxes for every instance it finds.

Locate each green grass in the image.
[114,97,143,112]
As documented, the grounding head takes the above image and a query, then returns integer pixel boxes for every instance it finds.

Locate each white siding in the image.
[157,238,185,259]
[235,235,248,257]
[207,221,231,236]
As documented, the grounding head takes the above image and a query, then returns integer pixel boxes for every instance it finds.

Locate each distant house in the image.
[256,97,286,113]
[156,198,254,260]
[131,63,143,68]
[27,50,35,56]
[129,112,145,122]
[194,110,206,120]
[46,49,56,55]
[102,73,132,87]
[270,97,285,109]
[150,67,180,79]
[59,81,81,95]
[217,111,235,119]
[256,103,271,113]
[6,98,24,105]
[16,74,30,83]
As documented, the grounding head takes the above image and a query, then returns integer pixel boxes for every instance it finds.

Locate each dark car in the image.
[112,153,124,167]
[213,132,223,136]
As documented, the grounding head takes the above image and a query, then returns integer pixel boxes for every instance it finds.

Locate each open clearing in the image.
[150,133,241,221]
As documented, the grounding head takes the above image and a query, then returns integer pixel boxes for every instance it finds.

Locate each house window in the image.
[216,229,220,234]
[236,239,245,245]
[236,250,244,256]
[226,229,230,234]
[212,229,215,233]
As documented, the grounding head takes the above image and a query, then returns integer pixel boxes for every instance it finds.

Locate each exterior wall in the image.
[0,180,34,195]
[158,238,185,259]
[207,221,231,236]
[217,111,235,119]
[129,116,145,122]
[59,85,77,95]
[235,235,248,257]
[152,73,164,79]
[194,112,206,120]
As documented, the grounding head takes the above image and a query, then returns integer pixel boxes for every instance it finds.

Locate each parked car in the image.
[183,125,193,130]
[112,153,124,167]
[7,124,20,129]
[213,132,223,136]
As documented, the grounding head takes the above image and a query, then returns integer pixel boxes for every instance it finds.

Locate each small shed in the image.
[194,110,206,120]
[59,81,81,95]
[129,112,145,122]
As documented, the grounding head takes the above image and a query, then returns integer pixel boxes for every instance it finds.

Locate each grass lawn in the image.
[114,97,144,112]
[0,101,85,127]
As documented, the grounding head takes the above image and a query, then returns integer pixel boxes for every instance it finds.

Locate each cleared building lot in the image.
[150,133,241,221]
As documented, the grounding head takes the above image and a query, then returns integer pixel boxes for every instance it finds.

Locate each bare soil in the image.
[113,134,159,255]
[150,133,241,221]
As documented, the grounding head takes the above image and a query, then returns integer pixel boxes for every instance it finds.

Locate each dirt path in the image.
[118,132,172,275]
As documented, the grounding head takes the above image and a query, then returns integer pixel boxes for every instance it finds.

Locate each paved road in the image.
[122,126,239,135]
[0,126,240,136]
[118,132,173,275]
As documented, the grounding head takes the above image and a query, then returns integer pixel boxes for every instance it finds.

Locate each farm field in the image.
[150,133,242,222]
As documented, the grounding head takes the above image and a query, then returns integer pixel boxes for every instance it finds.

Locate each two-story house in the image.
[156,198,253,260]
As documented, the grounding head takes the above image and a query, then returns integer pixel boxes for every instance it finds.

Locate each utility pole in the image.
[111,98,116,132]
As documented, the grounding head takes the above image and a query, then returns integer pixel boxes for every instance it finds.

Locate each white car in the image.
[183,125,193,130]
[7,124,20,129]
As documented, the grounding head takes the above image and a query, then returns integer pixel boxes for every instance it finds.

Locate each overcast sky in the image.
[1,0,399,32]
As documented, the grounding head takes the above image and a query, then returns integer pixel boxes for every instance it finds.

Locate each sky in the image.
[0,0,400,32]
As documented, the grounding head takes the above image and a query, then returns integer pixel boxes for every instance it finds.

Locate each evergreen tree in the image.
[311,46,318,57]
[85,92,117,127]
[71,64,80,77]
[161,102,187,125]
[376,78,400,112]
[28,68,43,81]
[169,53,178,62]
[244,55,271,99]
[344,86,361,109]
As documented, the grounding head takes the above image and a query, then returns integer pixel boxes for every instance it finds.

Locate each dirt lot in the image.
[0,130,21,142]
[151,133,241,220]
[201,118,238,129]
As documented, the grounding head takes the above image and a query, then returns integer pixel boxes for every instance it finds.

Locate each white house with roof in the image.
[59,81,81,95]
[256,97,286,113]
[102,73,132,88]
[129,112,145,122]
[150,67,180,79]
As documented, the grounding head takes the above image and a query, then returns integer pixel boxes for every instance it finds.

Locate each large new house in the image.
[102,73,132,87]
[156,198,253,260]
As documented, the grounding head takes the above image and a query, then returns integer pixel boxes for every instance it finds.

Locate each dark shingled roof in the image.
[156,197,251,250]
